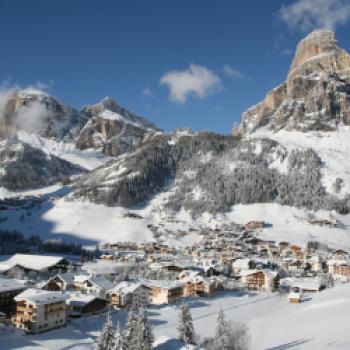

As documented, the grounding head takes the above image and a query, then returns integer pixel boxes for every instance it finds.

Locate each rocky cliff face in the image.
[233,29,350,135]
[0,89,85,140]
[76,97,160,156]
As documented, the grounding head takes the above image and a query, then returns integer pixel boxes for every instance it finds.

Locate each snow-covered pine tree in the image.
[96,313,114,350]
[136,306,154,350]
[111,322,124,350]
[124,307,138,350]
[213,309,227,350]
[177,301,196,345]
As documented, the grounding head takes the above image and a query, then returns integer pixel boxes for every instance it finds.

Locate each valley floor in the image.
[2,283,350,350]
[2,184,350,250]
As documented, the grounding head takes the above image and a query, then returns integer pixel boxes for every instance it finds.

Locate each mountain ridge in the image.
[3,29,350,248]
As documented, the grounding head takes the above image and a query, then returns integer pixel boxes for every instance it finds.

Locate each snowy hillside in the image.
[76,97,160,156]
[0,138,84,190]
[3,284,350,349]
[250,126,350,196]
[2,180,350,250]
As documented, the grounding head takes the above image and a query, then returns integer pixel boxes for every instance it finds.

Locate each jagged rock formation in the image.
[0,138,83,190]
[70,30,350,216]
[76,97,160,156]
[0,89,85,140]
[233,29,350,135]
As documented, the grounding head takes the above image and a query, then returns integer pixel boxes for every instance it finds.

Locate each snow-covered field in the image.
[2,182,350,249]
[2,284,350,350]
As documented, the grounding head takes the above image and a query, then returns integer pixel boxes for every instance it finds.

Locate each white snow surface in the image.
[250,126,350,196]
[3,284,350,349]
[2,183,350,250]
[0,254,66,272]
[16,131,110,170]
[99,109,148,130]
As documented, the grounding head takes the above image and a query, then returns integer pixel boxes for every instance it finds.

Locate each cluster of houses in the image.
[1,221,350,334]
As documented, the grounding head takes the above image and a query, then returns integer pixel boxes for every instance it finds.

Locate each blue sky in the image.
[1,0,350,134]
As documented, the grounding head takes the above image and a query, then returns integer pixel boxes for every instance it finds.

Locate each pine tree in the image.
[96,313,114,350]
[213,309,227,350]
[136,306,154,350]
[111,322,124,350]
[124,307,138,350]
[177,301,196,345]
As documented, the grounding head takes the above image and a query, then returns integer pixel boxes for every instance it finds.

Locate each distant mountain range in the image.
[2,29,350,247]
[70,29,350,217]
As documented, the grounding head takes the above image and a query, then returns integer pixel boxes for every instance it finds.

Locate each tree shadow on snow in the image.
[153,338,187,350]
[266,338,313,350]
[1,185,98,246]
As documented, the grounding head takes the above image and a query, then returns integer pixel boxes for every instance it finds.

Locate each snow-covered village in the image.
[3,1,350,349]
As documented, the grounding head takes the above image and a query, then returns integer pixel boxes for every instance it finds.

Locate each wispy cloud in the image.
[222,64,245,80]
[0,81,52,134]
[279,48,293,56]
[279,0,350,32]
[160,64,222,103]
[142,87,153,98]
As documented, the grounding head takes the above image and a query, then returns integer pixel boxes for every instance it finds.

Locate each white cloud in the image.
[279,48,293,56]
[279,0,350,31]
[222,64,245,80]
[0,82,51,134]
[160,64,222,103]
[142,87,153,98]
[15,100,49,134]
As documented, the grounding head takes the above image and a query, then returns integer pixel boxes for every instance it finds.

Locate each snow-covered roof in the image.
[288,292,301,300]
[327,259,349,266]
[88,276,115,291]
[1,254,66,272]
[0,278,26,293]
[232,258,252,269]
[55,273,75,285]
[0,262,16,273]
[73,273,90,284]
[142,280,184,290]
[178,270,202,281]
[14,288,67,304]
[189,275,213,285]
[280,277,323,291]
[108,281,141,295]
[65,291,104,307]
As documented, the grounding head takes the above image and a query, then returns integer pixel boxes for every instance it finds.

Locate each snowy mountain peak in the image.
[0,89,85,140]
[99,96,120,110]
[17,88,49,98]
[77,98,160,156]
[233,29,350,136]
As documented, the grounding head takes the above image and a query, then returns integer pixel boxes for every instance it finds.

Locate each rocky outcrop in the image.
[76,97,160,156]
[0,89,85,140]
[234,29,350,135]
